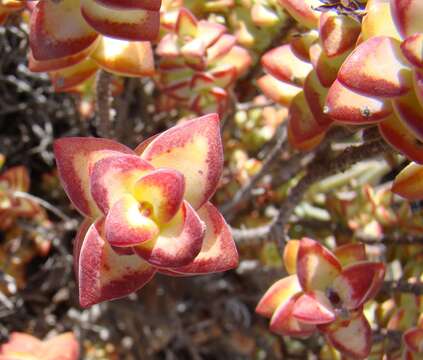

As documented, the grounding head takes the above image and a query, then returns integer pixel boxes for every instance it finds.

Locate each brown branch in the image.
[221,124,287,218]
[358,234,423,245]
[13,191,75,225]
[232,138,392,251]
[382,280,423,295]
[372,329,402,348]
[96,69,113,138]
[223,125,352,224]
[231,224,275,245]
[115,78,138,142]
[274,137,393,250]
[236,100,275,112]
[271,127,352,188]
[270,152,308,188]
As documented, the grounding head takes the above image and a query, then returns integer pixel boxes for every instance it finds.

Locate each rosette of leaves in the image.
[256,238,385,358]
[321,0,423,198]
[156,7,252,115]
[25,0,160,92]
[257,0,361,150]
[54,114,239,307]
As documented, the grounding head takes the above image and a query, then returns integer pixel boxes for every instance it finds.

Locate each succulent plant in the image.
[256,238,385,358]
[26,0,160,92]
[156,7,252,115]
[326,0,423,167]
[54,114,239,307]
[258,0,361,150]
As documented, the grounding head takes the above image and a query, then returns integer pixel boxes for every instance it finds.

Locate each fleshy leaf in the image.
[261,44,313,86]
[401,33,423,68]
[0,333,42,355]
[287,92,327,151]
[392,162,423,200]
[297,238,342,292]
[190,73,214,92]
[325,312,372,359]
[207,34,236,62]
[257,74,302,106]
[156,33,180,58]
[283,240,300,275]
[391,0,423,38]
[210,66,237,89]
[215,46,252,77]
[105,194,160,247]
[303,70,333,126]
[163,202,238,275]
[90,154,153,214]
[133,201,205,268]
[133,168,185,225]
[197,21,226,48]
[313,43,348,87]
[175,8,197,39]
[332,261,385,310]
[140,114,223,210]
[393,88,423,142]
[181,38,207,70]
[91,37,155,77]
[94,0,161,11]
[41,333,80,360]
[378,114,423,165]
[403,328,423,353]
[326,79,392,124]
[28,38,98,73]
[333,243,367,267]
[73,218,92,279]
[270,293,316,337]
[413,70,423,109]
[30,0,98,61]
[362,0,401,41]
[319,11,361,58]
[53,137,134,217]
[290,30,319,61]
[78,219,156,308]
[80,0,160,41]
[338,36,412,97]
[0,331,79,360]
[49,58,98,92]
[292,290,335,324]
[255,275,302,318]
[278,0,321,29]
[250,3,280,27]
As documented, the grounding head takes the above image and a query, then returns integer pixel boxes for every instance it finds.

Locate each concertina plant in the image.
[256,238,385,358]
[5,0,423,357]
[22,0,159,92]
[54,114,238,307]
